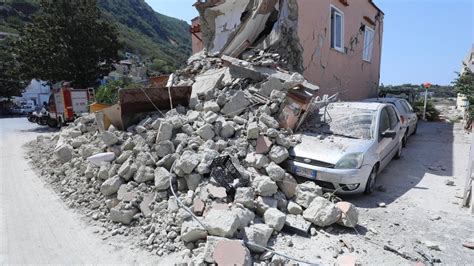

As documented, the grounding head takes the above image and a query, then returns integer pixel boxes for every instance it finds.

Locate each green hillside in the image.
[0,0,192,73]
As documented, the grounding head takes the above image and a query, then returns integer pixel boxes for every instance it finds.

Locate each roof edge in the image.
[369,0,384,15]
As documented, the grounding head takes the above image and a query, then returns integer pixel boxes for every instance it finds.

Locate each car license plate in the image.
[294,166,317,179]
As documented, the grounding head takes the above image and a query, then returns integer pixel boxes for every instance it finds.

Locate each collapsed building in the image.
[190,0,384,101]
[31,49,354,264]
[25,1,386,264]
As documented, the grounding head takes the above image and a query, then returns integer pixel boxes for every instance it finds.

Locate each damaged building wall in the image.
[193,0,304,72]
[297,0,384,101]
[192,0,384,101]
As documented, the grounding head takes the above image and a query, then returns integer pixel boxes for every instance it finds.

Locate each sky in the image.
[145,0,474,86]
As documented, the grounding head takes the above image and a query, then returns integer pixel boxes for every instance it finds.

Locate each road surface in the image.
[1,117,473,264]
[0,118,160,264]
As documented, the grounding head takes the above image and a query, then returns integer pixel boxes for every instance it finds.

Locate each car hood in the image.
[291,133,373,165]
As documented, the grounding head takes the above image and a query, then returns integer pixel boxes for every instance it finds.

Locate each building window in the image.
[330,6,344,52]
[363,26,374,62]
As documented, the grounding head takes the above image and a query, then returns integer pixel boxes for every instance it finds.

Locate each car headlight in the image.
[335,153,364,169]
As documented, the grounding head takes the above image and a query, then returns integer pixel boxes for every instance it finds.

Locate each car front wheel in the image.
[364,166,378,195]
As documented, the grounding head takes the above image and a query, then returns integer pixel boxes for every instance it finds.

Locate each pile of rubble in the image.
[28,50,358,265]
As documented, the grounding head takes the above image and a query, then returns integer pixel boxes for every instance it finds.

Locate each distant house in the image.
[21,79,51,107]
[190,0,384,101]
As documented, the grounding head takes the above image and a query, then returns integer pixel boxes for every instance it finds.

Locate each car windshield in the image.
[301,105,376,140]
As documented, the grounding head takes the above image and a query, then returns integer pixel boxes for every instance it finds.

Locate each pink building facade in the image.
[191,0,384,101]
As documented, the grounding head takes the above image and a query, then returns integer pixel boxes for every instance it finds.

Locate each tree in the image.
[14,0,120,89]
[0,38,23,98]
[453,64,474,129]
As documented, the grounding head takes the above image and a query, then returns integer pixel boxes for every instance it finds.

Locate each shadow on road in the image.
[19,126,59,133]
[342,121,455,208]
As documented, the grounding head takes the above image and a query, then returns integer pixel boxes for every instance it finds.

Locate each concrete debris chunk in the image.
[287,201,303,215]
[255,136,272,154]
[202,236,226,263]
[97,163,110,180]
[247,122,259,139]
[101,131,119,146]
[156,122,173,143]
[254,175,278,196]
[294,181,323,208]
[181,220,208,242]
[117,158,137,181]
[54,144,73,163]
[284,214,311,236]
[265,162,285,181]
[256,196,278,216]
[220,121,235,139]
[283,72,305,89]
[139,193,154,217]
[303,197,342,227]
[245,153,270,169]
[264,208,286,231]
[100,176,124,196]
[109,203,138,225]
[184,173,202,191]
[155,140,175,158]
[260,113,279,129]
[221,91,251,115]
[174,151,201,175]
[213,239,252,266]
[336,202,359,228]
[203,101,221,112]
[207,184,227,199]
[243,223,273,253]
[196,124,215,140]
[277,174,298,199]
[134,165,155,183]
[204,209,239,238]
[116,150,132,164]
[193,198,205,215]
[259,77,284,96]
[190,68,225,108]
[268,145,289,164]
[154,167,172,190]
[234,187,256,209]
[232,207,255,229]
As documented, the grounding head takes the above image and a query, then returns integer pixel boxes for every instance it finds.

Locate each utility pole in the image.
[422,82,431,121]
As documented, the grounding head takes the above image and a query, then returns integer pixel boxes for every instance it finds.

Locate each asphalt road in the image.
[0,118,160,264]
[1,117,473,264]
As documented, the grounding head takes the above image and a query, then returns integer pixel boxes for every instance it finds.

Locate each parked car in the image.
[364,97,418,147]
[284,102,404,195]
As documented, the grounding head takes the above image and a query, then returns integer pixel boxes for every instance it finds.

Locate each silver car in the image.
[364,97,418,147]
[284,102,404,194]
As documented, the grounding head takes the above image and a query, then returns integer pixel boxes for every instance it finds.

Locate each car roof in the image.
[328,101,384,111]
[364,97,405,103]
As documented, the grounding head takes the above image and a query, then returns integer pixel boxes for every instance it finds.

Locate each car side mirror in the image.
[381,130,396,139]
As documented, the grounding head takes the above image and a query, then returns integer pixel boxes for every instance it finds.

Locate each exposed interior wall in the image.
[191,18,204,54]
[297,0,384,101]
[194,0,304,72]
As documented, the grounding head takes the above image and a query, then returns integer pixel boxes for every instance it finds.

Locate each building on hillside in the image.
[190,0,384,101]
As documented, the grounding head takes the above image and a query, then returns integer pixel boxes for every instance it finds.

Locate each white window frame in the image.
[330,5,344,53]
[363,26,375,62]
